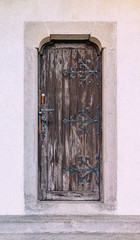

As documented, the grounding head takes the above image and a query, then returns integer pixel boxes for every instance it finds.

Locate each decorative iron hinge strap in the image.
[63,154,100,185]
[63,57,100,87]
[63,105,100,135]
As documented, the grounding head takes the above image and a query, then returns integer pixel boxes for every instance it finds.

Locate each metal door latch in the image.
[38,108,55,133]
[39,108,55,114]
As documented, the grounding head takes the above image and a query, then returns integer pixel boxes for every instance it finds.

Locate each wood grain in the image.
[38,88,41,134]
[38,41,102,201]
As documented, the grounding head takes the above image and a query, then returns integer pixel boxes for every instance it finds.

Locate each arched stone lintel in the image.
[38,34,102,52]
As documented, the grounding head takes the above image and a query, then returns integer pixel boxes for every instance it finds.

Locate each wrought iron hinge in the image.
[63,154,100,185]
[63,105,100,135]
[63,57,100,87]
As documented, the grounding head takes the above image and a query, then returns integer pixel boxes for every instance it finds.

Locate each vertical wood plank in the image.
[47,49,55,192]
[38,88,41,134]
[85,46,99,193]
[54,48,63,191]
[76,48,86,192]
[39,50,48,200]
[68,48,79,191]
[62,48,71,191]
[39,42,102,201]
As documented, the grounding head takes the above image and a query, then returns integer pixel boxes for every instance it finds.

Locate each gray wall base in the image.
[0,233,140,240]
[0,215,140,240]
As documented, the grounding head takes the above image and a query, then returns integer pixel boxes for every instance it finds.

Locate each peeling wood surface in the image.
[38,41,102,201]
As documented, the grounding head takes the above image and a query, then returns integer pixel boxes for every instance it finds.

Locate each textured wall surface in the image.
[0,0,140,215]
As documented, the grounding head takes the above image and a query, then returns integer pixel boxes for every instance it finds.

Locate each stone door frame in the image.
[24,21,117,214]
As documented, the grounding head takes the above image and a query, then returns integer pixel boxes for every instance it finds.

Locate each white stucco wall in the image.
[0,0,140,215]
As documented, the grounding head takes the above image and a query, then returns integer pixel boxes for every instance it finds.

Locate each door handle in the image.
[38,108,55,133]
[39,108,55,114]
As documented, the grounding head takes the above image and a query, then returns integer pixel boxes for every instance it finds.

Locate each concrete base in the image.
[0,233,140,240]
[0,215,140,239]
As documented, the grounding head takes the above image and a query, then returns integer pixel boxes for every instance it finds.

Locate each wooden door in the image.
[38,41,102,201]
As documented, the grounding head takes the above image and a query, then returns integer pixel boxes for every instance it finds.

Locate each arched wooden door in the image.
[38,40,102,201]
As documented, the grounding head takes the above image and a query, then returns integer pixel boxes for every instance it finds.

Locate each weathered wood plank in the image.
[62,48,71,191]
[54,48,63,191]
[46,190,99,201]
[69,48,79,191]
[47,49,55,191]
[76,48,86,193]
[38,41,102,201]
[38,49,48,200]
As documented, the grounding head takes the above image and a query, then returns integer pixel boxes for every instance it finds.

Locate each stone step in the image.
[0,233,140,240]
[0,215,139,239]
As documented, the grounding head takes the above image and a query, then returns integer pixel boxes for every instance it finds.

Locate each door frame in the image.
[24,21,117,214]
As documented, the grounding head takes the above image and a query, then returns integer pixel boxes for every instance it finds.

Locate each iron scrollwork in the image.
[63,154,100,185]
[63,106,100,135]
[63,57,100,87]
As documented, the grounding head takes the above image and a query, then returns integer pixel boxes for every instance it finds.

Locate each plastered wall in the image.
[0,0,140,215]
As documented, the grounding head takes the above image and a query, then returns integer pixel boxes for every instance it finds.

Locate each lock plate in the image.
[38,108,55,133]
